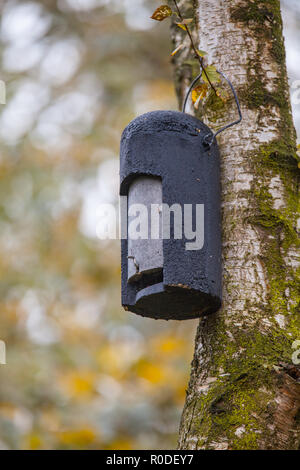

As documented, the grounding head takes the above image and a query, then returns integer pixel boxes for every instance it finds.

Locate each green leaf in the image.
[197,49,207,57]
[202,65,221,84]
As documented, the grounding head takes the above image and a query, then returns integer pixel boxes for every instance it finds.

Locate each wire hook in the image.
[182,68,242,147]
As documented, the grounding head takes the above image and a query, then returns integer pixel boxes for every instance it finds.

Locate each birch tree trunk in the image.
[170,0,300,450]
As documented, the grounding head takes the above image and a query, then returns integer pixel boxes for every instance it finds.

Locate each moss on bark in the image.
[173,0,300,450]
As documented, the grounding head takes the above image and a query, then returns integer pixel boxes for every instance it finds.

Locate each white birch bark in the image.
[170,0,300,450]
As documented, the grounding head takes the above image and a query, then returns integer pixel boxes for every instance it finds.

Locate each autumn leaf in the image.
[202,65,221,84]
[192,84,209,103]
[171,44,184,56]
[176,23,187,31]
[192,84,209,109]
[151,5,172,21]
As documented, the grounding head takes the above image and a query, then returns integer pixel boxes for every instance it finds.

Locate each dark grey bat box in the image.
[120,110,221,320]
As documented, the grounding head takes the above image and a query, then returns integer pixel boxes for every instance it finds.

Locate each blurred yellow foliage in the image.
[153,335,185,355]
[60,371,96,399]
[96,345,124,378]
[0,0,196,451]
[135,359,166,385]
[105,438,134,450]
[57,428,96,448]
[27,434,43,451]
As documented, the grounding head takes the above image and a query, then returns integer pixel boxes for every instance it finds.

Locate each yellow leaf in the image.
[151,5,172,21]
[202,65,221,84]
[192,84,209,109]
[171,44,184,56]
[176,23,187,31]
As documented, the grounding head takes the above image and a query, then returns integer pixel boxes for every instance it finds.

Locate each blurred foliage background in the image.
[0,0,299,450]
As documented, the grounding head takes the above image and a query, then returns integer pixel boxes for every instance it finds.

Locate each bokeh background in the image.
[0,0,299,450]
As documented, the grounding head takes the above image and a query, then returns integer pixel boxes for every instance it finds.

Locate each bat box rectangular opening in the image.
[127,176,163,287]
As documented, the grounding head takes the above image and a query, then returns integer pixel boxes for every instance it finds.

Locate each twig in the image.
[173,0,217,95]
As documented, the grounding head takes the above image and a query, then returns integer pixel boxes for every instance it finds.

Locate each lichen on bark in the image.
[170,0,300,450]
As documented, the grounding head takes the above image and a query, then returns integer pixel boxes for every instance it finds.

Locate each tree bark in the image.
[170,0,300,450]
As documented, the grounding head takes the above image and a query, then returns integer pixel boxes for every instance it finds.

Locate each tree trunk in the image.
[170,0,300,450]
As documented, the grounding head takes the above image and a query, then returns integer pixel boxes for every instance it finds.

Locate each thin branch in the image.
[173,0,217,94]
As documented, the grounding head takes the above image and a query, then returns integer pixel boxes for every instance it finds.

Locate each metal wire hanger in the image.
[182,68,242,147]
